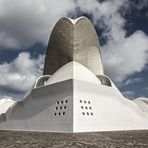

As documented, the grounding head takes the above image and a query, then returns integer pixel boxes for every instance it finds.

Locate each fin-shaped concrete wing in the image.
[43,16,104,76]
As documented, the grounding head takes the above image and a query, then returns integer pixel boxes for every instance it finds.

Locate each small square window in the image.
[82,112,85,115]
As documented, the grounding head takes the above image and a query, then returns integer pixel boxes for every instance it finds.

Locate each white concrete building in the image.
[0,17,148,132]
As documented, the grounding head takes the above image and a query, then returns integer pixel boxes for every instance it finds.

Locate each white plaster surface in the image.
[0,61,148,132]
[1,16,148,132]
[0,80,73,132]
[73,79,148,132]
[133,97,148,113]
[47,61,101,85]
[0,98,16,115]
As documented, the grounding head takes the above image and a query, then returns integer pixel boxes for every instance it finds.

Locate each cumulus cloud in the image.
[123,77,143,86]
[0,52,44,98]
[102,31,148,83]
[0,0,75,49]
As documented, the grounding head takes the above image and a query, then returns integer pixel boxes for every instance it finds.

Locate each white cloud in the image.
[123,77,143,86]
[0,0,75,49]
[0,0,128,50]
[0,52,44,98]
[102,31,148,83]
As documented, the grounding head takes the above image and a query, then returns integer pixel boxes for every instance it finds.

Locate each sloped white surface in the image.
[0,98,16,115]
[73,80,148,132]
[133,97,148,113]
[0,73,148,132]
[47,61,101,85]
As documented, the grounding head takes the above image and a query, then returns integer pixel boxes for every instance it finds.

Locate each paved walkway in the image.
[0,130,148,147]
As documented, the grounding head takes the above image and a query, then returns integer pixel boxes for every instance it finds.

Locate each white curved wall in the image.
[0,98,16,115]
[47,61,101,85]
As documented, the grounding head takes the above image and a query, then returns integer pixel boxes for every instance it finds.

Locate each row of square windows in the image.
[80,100,91,104]
[82,112,93,116]
[54,112,93,116]
[55,106,67,110]
[56,100,91,104]
[56,100,68,104]
[54,112,65,116]
[81,106,92,110]
[55,106,92,110]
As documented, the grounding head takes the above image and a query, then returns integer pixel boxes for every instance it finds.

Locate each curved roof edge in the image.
[46,61,101,85]
[63,16,90,25]
[43,16,104,76]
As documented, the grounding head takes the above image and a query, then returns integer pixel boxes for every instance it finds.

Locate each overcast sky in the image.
[0,0,148,100]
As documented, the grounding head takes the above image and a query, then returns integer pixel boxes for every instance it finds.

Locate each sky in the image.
[0,0,148,100]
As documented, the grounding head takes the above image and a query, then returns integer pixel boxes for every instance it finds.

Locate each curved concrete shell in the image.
[43,16,104,76]
[1,16,148,133]
[1,61,148,132]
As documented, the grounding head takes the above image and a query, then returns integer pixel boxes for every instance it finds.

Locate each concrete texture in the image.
[0,130,148,148]
[0,62,148,132]
[46,61,101,85]
[0,80,73,132]
[43,16,104,76]
[0,17,148,133]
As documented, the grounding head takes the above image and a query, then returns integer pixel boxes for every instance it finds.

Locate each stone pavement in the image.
[0,130,148,148]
